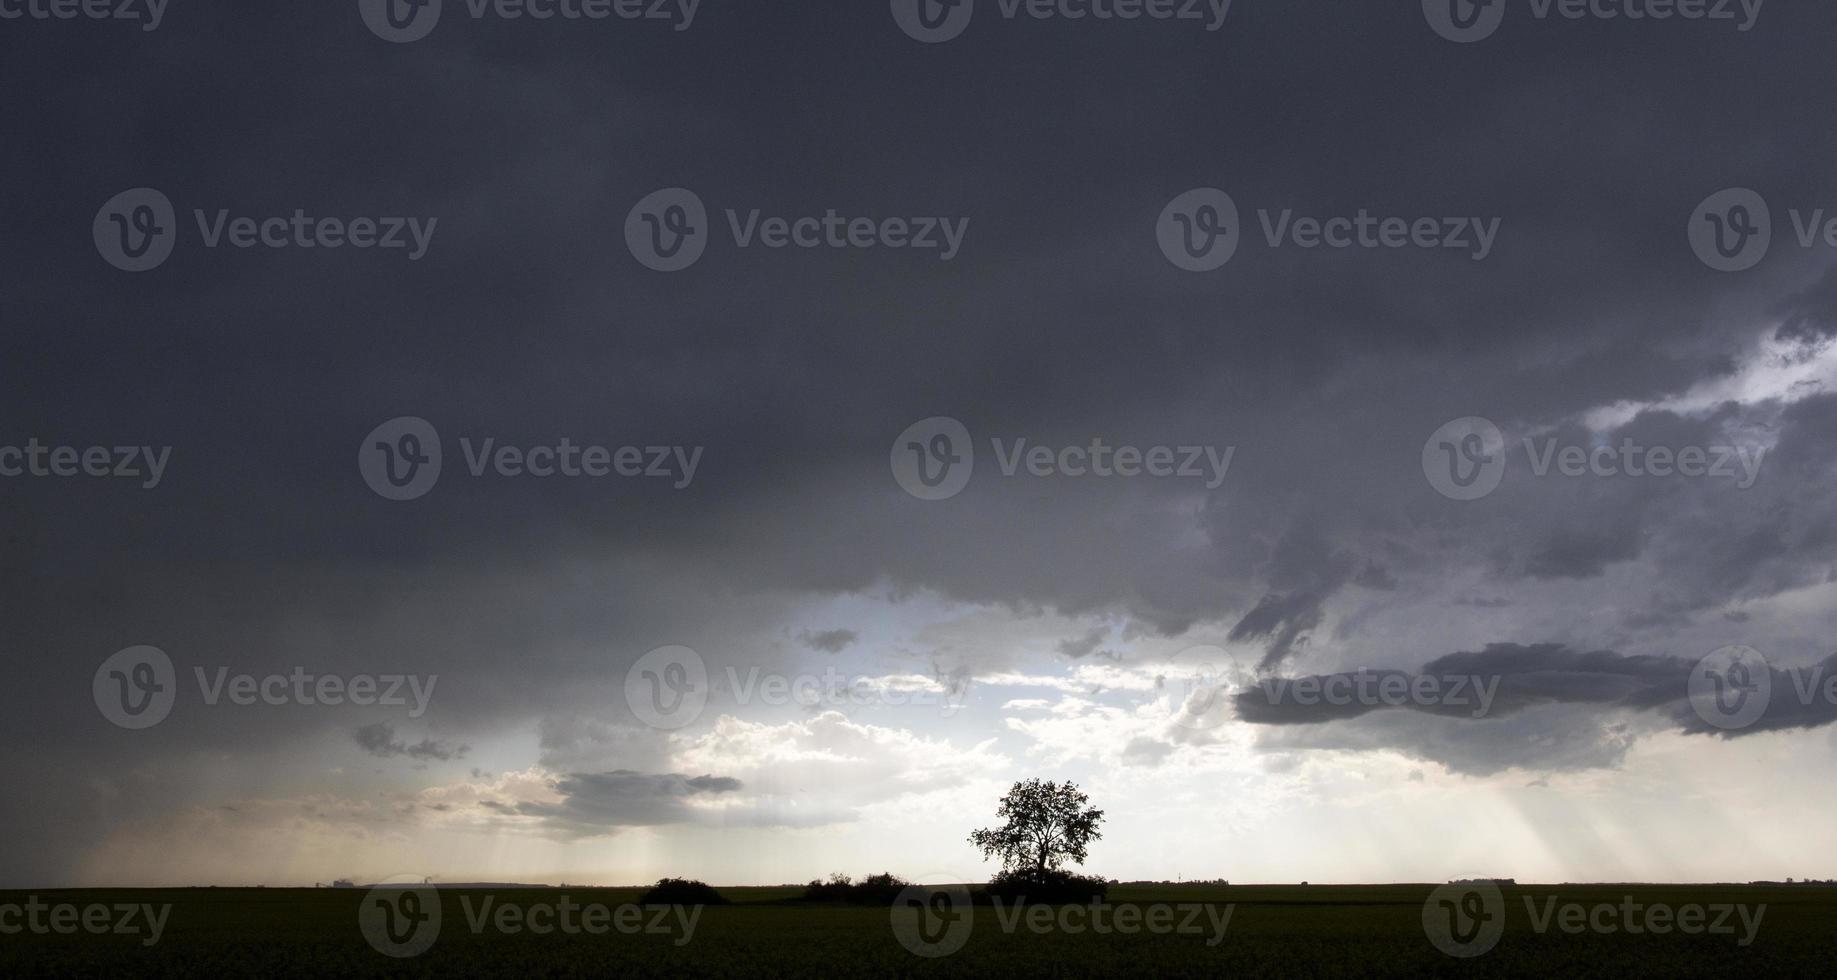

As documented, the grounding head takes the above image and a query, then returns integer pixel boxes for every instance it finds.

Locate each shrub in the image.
[800,872,911,905]
[802,872,854,902]
[979,867,1110,905]
[638,878,728,906]
[849,872,911,905]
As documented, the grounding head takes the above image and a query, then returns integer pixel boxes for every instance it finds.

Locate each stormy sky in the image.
[5,0,1837,888]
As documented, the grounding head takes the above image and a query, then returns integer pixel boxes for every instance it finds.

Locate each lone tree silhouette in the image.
[968,778,1105,875]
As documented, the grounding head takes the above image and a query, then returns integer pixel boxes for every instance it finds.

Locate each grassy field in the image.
[2,883,1831,977]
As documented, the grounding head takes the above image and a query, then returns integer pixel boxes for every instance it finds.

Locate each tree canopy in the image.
[967,779,1105,874]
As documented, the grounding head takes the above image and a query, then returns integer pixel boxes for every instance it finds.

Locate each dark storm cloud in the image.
[1228,590,1326,667]
[7,1,1837,882]
[1522,520,1646,580]
[514,771,742,836]
[797,628,859,654]
[1234,643,1837,747]
[354,722,470,762]
[1253,701,1645,776]
[1225,520,1359,668]
[1775,267,1837,345]
[1057,626,1115,660]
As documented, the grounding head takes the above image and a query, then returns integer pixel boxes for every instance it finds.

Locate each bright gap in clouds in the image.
[1584,329,1836,432]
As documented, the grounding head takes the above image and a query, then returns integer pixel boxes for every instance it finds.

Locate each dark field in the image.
[2,883,1830,978]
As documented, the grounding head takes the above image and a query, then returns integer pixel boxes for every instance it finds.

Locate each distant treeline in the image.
[800,869,1112,905]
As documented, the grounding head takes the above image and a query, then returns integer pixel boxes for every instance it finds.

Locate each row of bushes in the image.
[981,868,1109,905]
[637,869,1113,907]
[638,878,729,905]
[802,872,913,905]
[802,868,1110,906]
